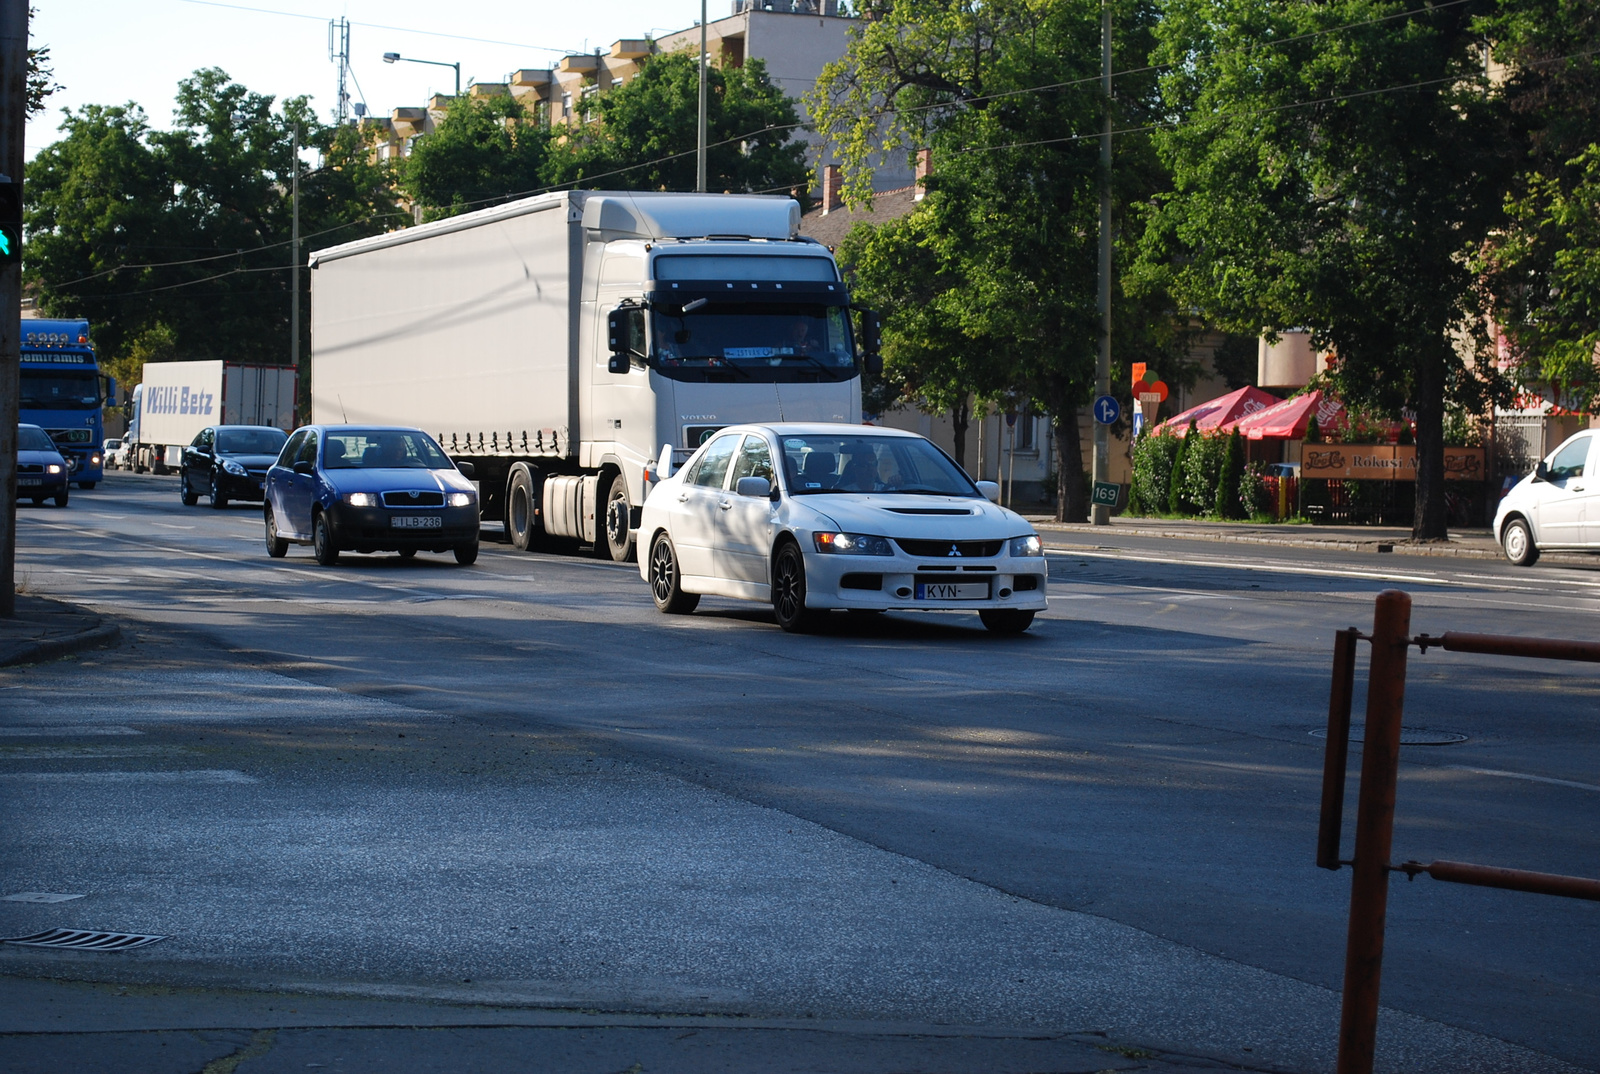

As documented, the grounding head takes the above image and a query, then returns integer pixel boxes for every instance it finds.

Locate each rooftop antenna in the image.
[329,17,352,123]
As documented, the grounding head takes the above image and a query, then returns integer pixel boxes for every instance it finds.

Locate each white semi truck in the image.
[309,190,880,560]
[125,361,297,473]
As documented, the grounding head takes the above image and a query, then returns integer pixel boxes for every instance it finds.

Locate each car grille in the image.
[18,464,43,474]
[380,490,444,508]
[894,538,1003,558]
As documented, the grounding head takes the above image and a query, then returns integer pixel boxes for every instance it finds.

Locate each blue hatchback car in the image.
[16,424,70,508]
[263,425,480,566]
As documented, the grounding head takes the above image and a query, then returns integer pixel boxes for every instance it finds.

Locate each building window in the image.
[611,77,624,89]
[561,92,572,117]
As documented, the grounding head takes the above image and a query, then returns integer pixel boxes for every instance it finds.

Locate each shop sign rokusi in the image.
[1301,445,1485,481]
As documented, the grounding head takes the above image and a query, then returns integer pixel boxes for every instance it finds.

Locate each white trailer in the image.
[125,361,296,473]
[310,190,879,560]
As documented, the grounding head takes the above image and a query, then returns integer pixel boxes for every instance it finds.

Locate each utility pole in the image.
[1091,2,1112,526]
[696,0,708,192]
[0,1,26,617]
[291,124,305,424]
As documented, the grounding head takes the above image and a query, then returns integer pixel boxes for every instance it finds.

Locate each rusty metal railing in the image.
[1318,590,1600,1074]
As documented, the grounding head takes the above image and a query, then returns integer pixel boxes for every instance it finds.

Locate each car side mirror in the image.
[656,443,675,482]
[292,460,314,476]
[1533,460,1550,483]
[976,480,1000,502]
[455,460,476,479]
[735,476,771,499]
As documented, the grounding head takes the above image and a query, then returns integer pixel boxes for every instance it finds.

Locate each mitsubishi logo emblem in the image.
[948,544,962,557]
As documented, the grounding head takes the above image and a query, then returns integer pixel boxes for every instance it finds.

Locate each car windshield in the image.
[17,427,56,452]
[323,430,453,470]
[20,369,100,410]
[651,302,856,383]
[779,434,978,497]
[216,428,288,455]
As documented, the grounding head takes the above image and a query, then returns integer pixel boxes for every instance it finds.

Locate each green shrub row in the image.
[1128,425,1257,520]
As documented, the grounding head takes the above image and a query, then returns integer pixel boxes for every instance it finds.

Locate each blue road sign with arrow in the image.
[1092,394,1121,425]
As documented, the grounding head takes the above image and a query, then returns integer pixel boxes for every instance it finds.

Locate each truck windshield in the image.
[20,369,100,410]
[651,303,856,383]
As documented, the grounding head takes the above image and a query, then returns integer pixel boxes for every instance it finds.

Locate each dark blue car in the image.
[16,424,70,507]
[263,425,480,566]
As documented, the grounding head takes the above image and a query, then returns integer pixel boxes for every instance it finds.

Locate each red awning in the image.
[1155,385,1280,437]
[1223,389,1347,440]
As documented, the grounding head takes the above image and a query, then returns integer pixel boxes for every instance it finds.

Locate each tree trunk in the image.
[1054,403,1088,522]
[951,397,971,475]
[1412,352,1448,540]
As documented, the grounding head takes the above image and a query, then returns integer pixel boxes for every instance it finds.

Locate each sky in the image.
[27,0,723,159]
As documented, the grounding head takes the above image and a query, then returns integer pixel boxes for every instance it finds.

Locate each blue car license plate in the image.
[915,581,989,600]
[391,515,442,530]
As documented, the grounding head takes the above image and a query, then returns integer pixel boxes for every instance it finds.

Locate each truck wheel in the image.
[454,540,479,566]
[601,472,635,563]
[506,466,538,552]
[772,542,822,633]
[1502,517,1539,566]
[210,473,229,509]
[180,473,199,506]
[312,511,340,566]
[264,507,288,559]
[648,532,699,614]
[979,608,1035,634]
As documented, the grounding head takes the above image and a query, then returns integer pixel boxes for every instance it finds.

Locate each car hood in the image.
[219,453,283,469]
[323,467,474,494]
[18,449,66,467]
[789,493,1031,537]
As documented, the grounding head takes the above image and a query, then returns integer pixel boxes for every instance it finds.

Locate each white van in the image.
[1494,431,1600,565]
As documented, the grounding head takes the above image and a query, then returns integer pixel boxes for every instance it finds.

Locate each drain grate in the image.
[3,928,166,951]
[1311,726,1469,745]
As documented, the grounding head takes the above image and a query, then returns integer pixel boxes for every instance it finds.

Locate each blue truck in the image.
[19,318,114,489]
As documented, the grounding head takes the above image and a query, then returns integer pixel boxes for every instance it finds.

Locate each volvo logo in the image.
[948,544,962,557]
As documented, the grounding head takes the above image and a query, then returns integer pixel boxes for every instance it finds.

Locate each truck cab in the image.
[19,319,112,488]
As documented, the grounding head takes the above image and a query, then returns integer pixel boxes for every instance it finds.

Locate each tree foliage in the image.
[402,94,550,221]
[26,8,62,118]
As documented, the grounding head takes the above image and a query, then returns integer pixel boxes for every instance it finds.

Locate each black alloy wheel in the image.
[602,474,635,563]
[648,532,699,614]
[772,542,820,633]
[210,471,229,509]
[312,512,340,566]
[1502,517,1539,567]
[979,608,1035,634]
[180,472,199,506]
[454,540,479,566]
[264,507,288,558]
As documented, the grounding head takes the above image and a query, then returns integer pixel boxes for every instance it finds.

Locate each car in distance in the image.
[102,437,126,470]
[180,425,289,509]
[16,424,70,507]
[264,425,480,566]
[1495,430,1599,566]
[638,423,1048,633]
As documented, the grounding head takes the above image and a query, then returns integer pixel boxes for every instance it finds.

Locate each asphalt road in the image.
[3,471,1596,1073]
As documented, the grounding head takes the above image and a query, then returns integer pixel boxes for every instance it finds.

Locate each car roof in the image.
[301,424,430,433]
[726,422,924,439]
[211,424,288,431]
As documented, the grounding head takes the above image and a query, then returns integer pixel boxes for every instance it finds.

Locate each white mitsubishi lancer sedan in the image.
[638,423,1048,633]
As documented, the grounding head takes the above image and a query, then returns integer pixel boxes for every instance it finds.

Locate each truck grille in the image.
[894,538,1003,558]
[381,490,444,508]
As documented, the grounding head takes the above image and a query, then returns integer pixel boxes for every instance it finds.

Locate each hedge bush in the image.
[1180,431,1227,515]
[1129,429,1181,515]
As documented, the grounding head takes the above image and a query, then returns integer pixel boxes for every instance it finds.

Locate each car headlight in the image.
[447,491,475,507]
[222,459,247,475]
[1008,534,1043,557]
[46,464,63,474]
[343,492,378,507]
[813,532,893,555]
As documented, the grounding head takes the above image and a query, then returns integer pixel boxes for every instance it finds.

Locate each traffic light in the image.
[0,180,20,263]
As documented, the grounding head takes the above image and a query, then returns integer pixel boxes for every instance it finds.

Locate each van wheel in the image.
[1502,518,1539,566]
[312,512,340,566]
[979,608,1035,634]
[648,533,699,614]
[772,542,822,633]
[264,507,288,558]
[601,472,635,562]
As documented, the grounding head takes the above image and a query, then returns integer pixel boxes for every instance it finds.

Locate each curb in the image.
[0,620,122,669]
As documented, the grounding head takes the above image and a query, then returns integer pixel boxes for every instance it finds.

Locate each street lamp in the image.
[382,52,461,97]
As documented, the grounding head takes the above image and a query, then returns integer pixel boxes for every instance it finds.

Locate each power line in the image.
[174,0,582,54]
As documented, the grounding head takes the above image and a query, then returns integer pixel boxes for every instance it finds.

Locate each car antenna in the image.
[338,395,348,422]
[774,382,785,422]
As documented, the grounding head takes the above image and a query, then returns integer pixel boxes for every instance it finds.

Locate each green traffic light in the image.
[0,231,10,256]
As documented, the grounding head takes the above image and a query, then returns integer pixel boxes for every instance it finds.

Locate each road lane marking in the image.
[1442,765,1600,793]
[0,769,256,783]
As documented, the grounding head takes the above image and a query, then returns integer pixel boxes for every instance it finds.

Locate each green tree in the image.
[26,7,63,117]
[1138,0,1514,539]
[551,54,810,200]
[402,93,550,221]
[1216,426,1245,519]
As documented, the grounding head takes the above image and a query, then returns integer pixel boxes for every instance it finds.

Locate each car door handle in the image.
[718,500,732,510]
[1573,484,1586,491]
[678,493,690,503]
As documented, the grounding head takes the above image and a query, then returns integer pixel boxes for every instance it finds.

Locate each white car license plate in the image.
[391,515,442,530]
[19,477,41,486]
[916,581,989,601]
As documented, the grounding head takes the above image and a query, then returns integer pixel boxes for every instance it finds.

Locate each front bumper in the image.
[326,503,480,551]
[218,469,269,501]
[803,550,1049,612]
[16,471,68,499]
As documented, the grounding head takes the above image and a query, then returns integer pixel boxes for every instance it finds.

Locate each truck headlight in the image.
[447,491,475,507]
[813,532,893,555]
[222,459,247,476]
[343,492,378,507]
[1008,534,1043,557]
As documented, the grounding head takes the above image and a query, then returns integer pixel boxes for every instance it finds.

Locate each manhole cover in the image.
[3,928,166,951]
[1310,726,1469,745]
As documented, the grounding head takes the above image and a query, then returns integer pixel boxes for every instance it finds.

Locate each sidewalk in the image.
[0,594,121,668]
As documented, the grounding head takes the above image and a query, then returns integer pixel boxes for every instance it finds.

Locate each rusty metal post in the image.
[1337,590,1412,1074]
[1318,628,1361,870]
